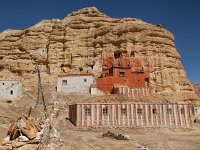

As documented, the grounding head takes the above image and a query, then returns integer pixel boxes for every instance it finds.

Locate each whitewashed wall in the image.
[69,103,193,128]
[57,75,94,93]
[194,107,200,116]
[0,81,22,100]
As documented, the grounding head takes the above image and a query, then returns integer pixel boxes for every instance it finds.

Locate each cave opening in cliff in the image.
[114,50,122,59]
[131,51,135,57]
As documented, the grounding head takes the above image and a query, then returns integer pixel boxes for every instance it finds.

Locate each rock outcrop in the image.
[0,7,199,103]
[194,84,200,98]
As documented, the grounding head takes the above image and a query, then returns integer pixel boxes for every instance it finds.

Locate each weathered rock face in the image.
[194,84,200,98]
[0,7,198,103]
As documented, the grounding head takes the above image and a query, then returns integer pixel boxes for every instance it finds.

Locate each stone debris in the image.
[0,114,43,150]
[102,131,131,140]
[138,146,149,150]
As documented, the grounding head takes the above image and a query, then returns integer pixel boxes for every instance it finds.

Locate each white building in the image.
[57,74,94,94]
[193,107,200,116]
[0,80,22,100]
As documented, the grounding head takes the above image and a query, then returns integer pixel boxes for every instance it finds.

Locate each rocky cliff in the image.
[0,7,198,103]
[194,84,200,98]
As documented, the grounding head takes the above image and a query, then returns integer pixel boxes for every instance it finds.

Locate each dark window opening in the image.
[121,108,126,115]
[138,80,140,81]
[84,79,87,82]
[180,108,184,115]
[119,72,125,77]
[131,72,144,75]
[167,108,172,115]
[2,83,4,85]
[153,109,157,115]
[62,80,67,85]
[103,106,108,115]
[79,67,83,71]
[114,51,122,59]
[131,51,135,57]
[10,90,13,95]
[109,69,113,76]
[137,108,143,115]
[85,108,91,115]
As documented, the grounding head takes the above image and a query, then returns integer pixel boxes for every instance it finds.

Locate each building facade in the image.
[57,74,94,94]
[0,80,22,100]
[69,103,193,128]
[193,107,200,116]
[96,51,150,95]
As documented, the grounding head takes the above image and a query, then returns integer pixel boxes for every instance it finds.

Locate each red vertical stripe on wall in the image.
[90,104,92,127]
[167,104,171,127]
[172,104,176,128]
[188,105,193,128]
[116,104,118,126]
[110,104,112,126]
[95,104,97,126]
[183,104,187,127]
[161,104,164,127]
[149,104,152,126]
[125,104,128,126]
[100,104,102,125]
[154,104,156,126]
[143,104,146,126]
[134,104,136,126]
[158,104,160,126]
[121,103,123,126]
[80,104,82,127]
[177,105,181,127]
[85,105,88,127]
[130,104,133,126]
[76,105,78,127]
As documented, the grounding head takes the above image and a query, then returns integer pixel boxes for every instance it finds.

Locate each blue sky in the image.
[0,0,200,83]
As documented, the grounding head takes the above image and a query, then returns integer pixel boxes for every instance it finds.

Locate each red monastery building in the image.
[96,51,150,96]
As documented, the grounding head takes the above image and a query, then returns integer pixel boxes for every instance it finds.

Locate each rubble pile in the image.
[0,114,43,150]
[102,131,131,140]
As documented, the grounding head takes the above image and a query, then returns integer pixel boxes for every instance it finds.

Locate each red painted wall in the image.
[97,52,150,94]
[97,67,149,93]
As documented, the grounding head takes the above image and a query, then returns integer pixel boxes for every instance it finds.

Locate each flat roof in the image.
[58,74,94,77]
[69,102,180,105]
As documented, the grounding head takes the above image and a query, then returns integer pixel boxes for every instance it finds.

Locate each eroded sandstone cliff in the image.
[0,7,198,103]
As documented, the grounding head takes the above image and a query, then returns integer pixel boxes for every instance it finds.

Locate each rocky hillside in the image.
[194,84,200,98]
[0,7,199,103]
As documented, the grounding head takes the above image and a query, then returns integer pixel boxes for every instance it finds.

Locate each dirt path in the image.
[58,124,200,150]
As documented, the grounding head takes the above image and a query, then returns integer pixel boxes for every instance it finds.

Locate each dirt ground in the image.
[0,93,200,150]
[56,121,200,150]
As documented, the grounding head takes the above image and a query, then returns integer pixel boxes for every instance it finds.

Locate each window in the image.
[137,108,143,115]
[119,87,123,95]
[10,90,13,95]
[79,67,83,71]
[103,106,108,115]
[180,108,184,115]
[153,109,157,115]
[119,72,125,77]
[131,72,144,75]
[2,83,4,85]
[85,108,91,115]
[84,79,87,82]
[62,80,67,85]
[131,51,135,57]
[121,108,126,115]
[167,108,172,115]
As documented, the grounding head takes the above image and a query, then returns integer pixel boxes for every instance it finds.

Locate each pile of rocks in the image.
[102,131,131,140]
[0,114,43,150]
